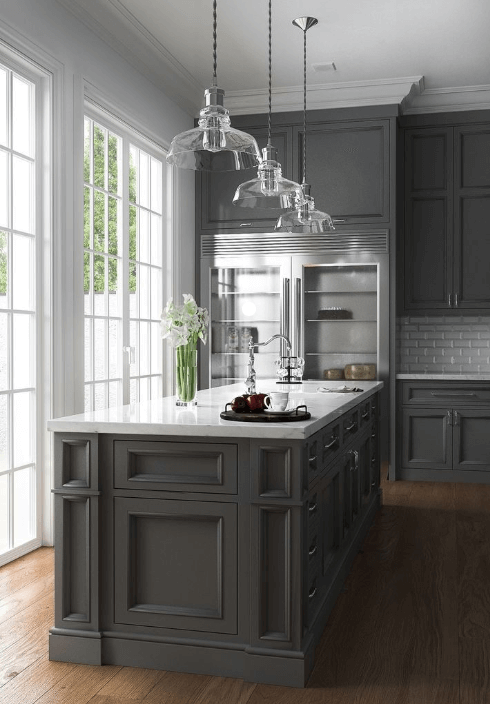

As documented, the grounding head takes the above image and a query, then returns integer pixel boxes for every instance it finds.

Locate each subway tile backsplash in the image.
[397,316,490,373]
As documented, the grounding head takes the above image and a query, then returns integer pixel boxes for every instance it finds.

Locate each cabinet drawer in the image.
[342,409,359,442]
[321,420,342,469]
[402,383,490,406]
[359,400,371,428]
[306,436,321,488]
[114,440,238,494]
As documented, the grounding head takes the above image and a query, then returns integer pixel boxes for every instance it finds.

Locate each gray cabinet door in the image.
[197,126,292,233]
[114,497,238,634]
[453,126,490,309]
[319,465,342,576]
[453,408,490,472]
[293,120,391,227]
[402,128,453,312]
[401,408,452,470]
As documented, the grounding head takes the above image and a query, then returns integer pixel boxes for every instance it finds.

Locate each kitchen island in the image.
[48,380,382,687]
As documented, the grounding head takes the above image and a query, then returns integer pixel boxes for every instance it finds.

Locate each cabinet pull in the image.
[454,410,459,426]
[308,456,317,464]
[239,223,252,227]
[332,219,346,223]
[308,585,318,599]
[446,410,452,426]
[309,544,318,558]
[361,410,370,420]
[308,501,317,513]
[295,277,303,358]
[324,437,338,449]
[431,392,476,397]
[282,278,290,355]
[455,292,459,307]
[344,421,356,432]
[448,293,452,307]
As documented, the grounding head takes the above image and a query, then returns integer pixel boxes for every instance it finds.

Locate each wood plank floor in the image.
[1,470,490,703]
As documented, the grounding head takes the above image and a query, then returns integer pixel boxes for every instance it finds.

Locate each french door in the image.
[83,110,165,411]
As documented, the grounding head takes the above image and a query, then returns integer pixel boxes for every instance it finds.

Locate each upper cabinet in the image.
[196,111,395,235]
[292,120,391,228]
[401,121,490,314]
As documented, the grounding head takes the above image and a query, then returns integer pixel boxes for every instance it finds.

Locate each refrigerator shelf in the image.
[211,291,280,296]
[304,289,377,295]
[306,319,377,323]
[306,352,377,356]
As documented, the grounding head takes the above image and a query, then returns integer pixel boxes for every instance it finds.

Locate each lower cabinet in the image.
[50,391,381,688]
[113,497,238,634]
[398,381,490,480]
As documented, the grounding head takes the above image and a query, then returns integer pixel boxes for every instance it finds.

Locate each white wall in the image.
[1,0,196,418]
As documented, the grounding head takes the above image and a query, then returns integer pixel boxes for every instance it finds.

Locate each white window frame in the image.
[80,99,174,410]
[0,41,54,566]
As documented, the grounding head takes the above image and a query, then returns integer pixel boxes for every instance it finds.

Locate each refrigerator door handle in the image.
[282,278,290,358]
[295,277,303,358]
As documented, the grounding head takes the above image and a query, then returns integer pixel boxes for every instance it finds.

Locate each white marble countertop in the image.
[396,374,490,380]
[47,380,383,440]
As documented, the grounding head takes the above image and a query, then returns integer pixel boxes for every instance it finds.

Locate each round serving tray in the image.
[220,404,310,422]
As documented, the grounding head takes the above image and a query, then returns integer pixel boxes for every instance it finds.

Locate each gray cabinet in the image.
[50,391,381,687]
[398,381,490,480]
[402,122,490,314]
[197,112,394,234]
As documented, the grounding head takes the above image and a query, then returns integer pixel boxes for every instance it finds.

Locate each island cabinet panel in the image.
[397,381,490,481]
[55,433,99,490]
[113,497,238,634]
[113,440,238,494]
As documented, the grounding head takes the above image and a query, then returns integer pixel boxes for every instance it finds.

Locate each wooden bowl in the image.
[344,364,376,380]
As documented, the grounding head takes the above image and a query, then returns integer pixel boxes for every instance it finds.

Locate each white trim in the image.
[403,84,490,115]
[0,537,43,568]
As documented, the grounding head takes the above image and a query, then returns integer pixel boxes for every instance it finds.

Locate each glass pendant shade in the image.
[167,87,261,171]
[275,184,334,233]
[233,145,302,208]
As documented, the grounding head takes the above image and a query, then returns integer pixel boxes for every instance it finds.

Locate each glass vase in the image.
[175,343,198,406]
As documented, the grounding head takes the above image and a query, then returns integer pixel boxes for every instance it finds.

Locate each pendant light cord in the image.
[267,0,272,147]
[302,26,307,185]
[212,0,218,86]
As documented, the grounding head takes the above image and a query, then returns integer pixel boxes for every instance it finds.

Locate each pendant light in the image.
[275,17,335,233]
[166,0,261,171]
[233,0,302,208]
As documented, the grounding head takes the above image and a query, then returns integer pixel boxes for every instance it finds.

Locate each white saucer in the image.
[263,408,294,415]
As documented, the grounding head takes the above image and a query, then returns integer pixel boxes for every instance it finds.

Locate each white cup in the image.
[265,391,289,412]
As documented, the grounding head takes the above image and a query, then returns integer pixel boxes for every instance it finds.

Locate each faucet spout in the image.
[245,334,292,395]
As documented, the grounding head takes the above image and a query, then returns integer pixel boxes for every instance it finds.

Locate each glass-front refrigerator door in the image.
[292,254,389,382]
[200,257,292,388]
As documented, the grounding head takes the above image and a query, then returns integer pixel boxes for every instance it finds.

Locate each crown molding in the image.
[403,84,490,114]
[224,76,425,116]
[56,0,202,116]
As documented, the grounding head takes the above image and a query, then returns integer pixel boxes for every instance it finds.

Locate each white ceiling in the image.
[58,0,490,116]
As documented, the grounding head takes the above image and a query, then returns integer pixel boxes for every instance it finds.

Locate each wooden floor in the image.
[1,472,490,703]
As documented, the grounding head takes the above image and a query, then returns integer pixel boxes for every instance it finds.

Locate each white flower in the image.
[161,294,209,348]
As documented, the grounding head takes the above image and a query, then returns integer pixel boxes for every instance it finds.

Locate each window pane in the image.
[93,191,105,253]
[139,209,150,263]
[12,234,34,310]
[14,467,34,547]
[140,321,150,375]
[13,313,33,389]
[0,69,7,148]
[12,76,33,157]
[0,474,8,553]
[108,196,118,255]
[109,318,121,379]
[0,231,8,308]
[108,258,120,317]
[94,318,107,380]
[0,394,9,471]
[84,317,93,382]
[150,268,162,320]
[151,375,161,399]
[84,383,92,412]
[93,124,106,189]
[139,151,149,208]
[108,133,120,195]
[139,376,149,403]
[130,378,137,405]
[94,382,107,411]
[84,118,91,183]
[151,213,162,267]
[0,313,8,391]
[151,322,162,375]
[150,157,162,214]
[84,187,91,249]
[129,146,137,203]
[13,391,33,467]
[109,380,122,407]
[139,264,150,320]
[130,320,138,377]
[0,150,8,228]
[12,156,33,234]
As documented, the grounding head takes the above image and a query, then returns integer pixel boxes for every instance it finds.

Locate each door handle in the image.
[282,278,290,357]
[454,292,459,307]
[123,346,135,364]
[453,410,459,426]
[448,293,452,307]
[295,277,302,358]
[446,410,452,426]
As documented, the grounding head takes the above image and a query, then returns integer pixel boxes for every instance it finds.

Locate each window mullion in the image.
[121,134,130,404]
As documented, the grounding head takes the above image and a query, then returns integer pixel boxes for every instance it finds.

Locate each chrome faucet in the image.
[245,334,292,395]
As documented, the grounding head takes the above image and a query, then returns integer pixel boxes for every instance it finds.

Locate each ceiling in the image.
[58,0,490,116]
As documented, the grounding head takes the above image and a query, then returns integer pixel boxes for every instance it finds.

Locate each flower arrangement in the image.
[161,294,209,404]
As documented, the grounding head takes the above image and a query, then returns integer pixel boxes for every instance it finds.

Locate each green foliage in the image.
[83,120,136,295]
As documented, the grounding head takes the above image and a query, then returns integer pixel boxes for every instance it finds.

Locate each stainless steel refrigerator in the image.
[199,231,390,459]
